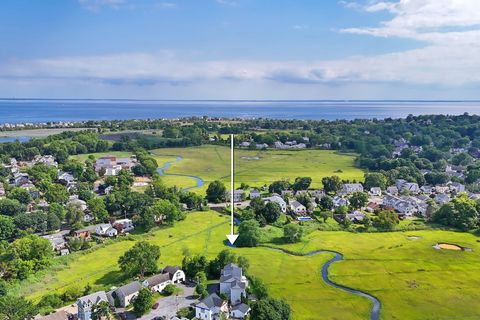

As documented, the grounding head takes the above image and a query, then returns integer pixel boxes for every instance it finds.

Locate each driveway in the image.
[139,284,197,320]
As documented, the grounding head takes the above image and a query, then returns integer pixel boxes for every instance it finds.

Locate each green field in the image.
[152,145,364,194]
[16,210,480,320]
[71,151,134,162]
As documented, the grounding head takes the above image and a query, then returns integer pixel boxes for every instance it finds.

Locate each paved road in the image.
[139,284,197,320]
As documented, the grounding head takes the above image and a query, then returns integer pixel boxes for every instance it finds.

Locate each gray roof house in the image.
[77,291,108,320]
[231,303,251,319]
[195,293,229,320]
[220,263,248,306]
[249,188,261,199]
[112,281,142,307]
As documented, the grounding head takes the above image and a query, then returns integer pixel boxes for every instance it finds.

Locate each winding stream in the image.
[260,245,381,320]
[154,154,205,191]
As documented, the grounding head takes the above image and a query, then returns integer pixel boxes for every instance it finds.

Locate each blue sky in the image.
[0,0,479,99]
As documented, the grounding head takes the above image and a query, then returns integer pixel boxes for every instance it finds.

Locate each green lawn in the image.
[71,151,134,162]
[152,145,364,194]
[16,210,480,320]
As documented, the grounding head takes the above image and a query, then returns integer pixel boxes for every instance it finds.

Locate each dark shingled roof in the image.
[145,273,170,287]
[196,293,225,310]
[115,281,142,297]
[232,303,250,314]
[163,265,180,276]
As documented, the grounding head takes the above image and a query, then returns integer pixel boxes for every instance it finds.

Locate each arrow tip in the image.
[226,234,239,246]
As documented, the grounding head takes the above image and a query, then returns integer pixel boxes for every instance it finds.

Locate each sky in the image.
[0,0,480,100]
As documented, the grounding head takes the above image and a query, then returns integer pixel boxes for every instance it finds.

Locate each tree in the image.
[180,192,203,210]
[118,241,160,278]
[236,219,261,248]
[363,172,387,190]
[372,210,399,231]
[0,216,15,240]
[162,284,177,296]
[48,203,66,221]
[452,152,473,166]
[283,224,303,243]
[349,192,368,209]
[268,180,291,194]
[87,197,109,222]
[334,205,348,215]
[206,180,226,203]
[319,195,334,211]
[250,197,265,215]
[249,276,269,300]
[0,199,25,216]
[292,177,312,191]
[263,202,282,223]
[251,298,291,320]
[8,235,54,279]
[182,254,208,279]
[132,288,153,316]
[432,194,479,230]
[45,184,69,204]
[0,296,37,320]
[153,199,183,225]
[66,202,85,227]
[322,176,342,194]
[208,250,238,278]
[91,301,112,320]
[7,188,31,205]
[46,211,61,231]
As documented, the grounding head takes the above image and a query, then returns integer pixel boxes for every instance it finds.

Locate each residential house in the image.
[12,172,29,186]
[448,182,465,193]
[240,142,250,147]
[435,193,451,204]
[230,303,251,319]
[163,266,186,283]
[366,202,379,213]
[0,185,5,198]
[396,179,420,194]
[333,196,349,208]
[290,200,307,215]
[37,309,71,320]
[195,293,229,320]
[369,187,382,196]
[233,190,245,203]
[77,291,109,320]
[142,273,171,293]
[311,189,325,199]
[281,190,294,197]
[20,183,39,199]
[58,172,75,190]
[435,185,450,194]
[68,195,88,212]
[220,263,248,305]
[95,224,118,237]
[112,281,142,307]
[84,213,94,223]
[263,195,286,213]
[42,232,68,254]
[346,211,366,223]
[113,218,134,233]
[341,183,364,194]
[255,143,268,149]
[34,155,58,167]
[249,188,261,199]
[386,186,398,195]
[420,185,433,194]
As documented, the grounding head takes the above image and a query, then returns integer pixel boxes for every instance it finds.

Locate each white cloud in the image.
[341,0,480,44]
[78,0,126,11]
[292,24,309,30]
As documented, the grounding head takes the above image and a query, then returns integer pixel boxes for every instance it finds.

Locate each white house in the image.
[195,293,229,320]
[290,200,307,215]
[77,291,108,320]
[220,263,248,306]
[396,179,420,194]
[142,273,171,293]
[95,224,117,237]
[369,187,382,196]
[448,182,466,193]
[264,195,287,213]
[113,218,134,232]
[163,266,186,283]
[333,196,349,208]
[249,188,261,199]
[342,183,364,194]
[233,190,245,203]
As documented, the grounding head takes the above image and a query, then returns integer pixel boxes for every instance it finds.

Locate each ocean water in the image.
[1,99,480,123]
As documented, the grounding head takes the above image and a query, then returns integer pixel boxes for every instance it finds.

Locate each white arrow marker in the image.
[226,133,239,245]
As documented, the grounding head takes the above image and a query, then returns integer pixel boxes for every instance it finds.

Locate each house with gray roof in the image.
[77,291,108,320]
[195,293,229,320]
[230,303,251,319]
[163,265,186,283]
[264,195,286,213]
[290,200,307,215]
[142,273,171,293]
[220,263,248,306]
[112,281,142,307]
[249,188,261,199]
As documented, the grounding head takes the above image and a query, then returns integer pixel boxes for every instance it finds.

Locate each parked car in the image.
[152,302,159,309]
